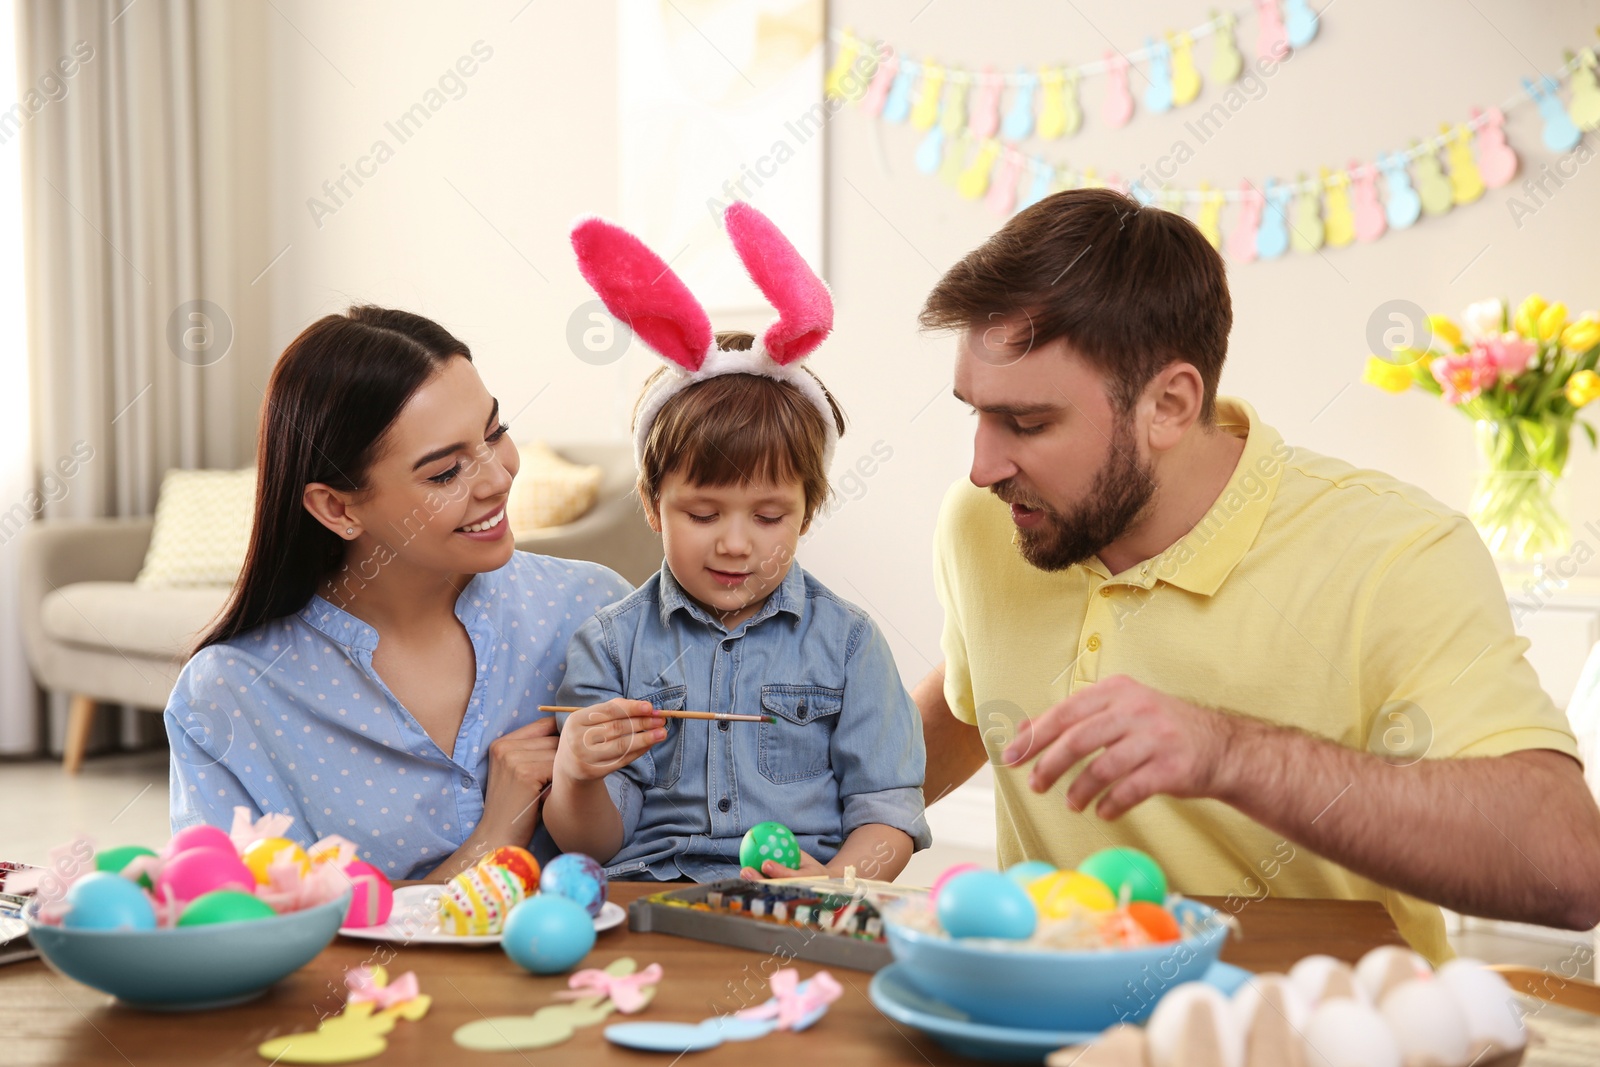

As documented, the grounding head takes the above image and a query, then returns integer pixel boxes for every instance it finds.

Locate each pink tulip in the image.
[1432,350,1498,404]
[1481,332,1536,379]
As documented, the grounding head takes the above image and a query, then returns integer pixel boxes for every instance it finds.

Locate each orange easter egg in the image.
[478,845,540,895]
[1127,901,1181,942]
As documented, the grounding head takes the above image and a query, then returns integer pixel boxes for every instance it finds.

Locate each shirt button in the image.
[1099,586,1113,598]
[461,775,473,788]
[718,797,730,812]
[718,720,729,732]
[1086,634,1102,652]
[796,703,808,720]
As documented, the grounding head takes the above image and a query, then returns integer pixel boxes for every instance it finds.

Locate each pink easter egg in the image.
[164,824,237,858]
[154,846,255,906]
[339,860,393,927]
[930,862,983,905]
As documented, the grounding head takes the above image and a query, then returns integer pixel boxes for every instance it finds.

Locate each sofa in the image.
[19,443,661,771]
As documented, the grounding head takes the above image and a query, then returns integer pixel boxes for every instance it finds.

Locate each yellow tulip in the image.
[1363,355,1413,394]
[1568,370,1600,408]
[1562,315,1600,353]
[1537,302,1568,343]
[1426,315,1462,350]
[1514,294,1547,339]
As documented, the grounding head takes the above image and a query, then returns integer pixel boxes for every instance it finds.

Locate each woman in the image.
[164,306,629,882]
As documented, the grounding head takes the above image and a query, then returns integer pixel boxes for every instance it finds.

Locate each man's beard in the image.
[993,416,1157,572]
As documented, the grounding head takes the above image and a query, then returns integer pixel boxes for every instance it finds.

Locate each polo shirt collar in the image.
[1098,397,1284,597]
[657,560,806,630]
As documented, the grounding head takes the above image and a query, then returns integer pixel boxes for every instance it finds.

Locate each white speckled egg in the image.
[1355,945,1433,1003]
[1288,954,1367,1007]
[1436,958,1527,1054]
[1304,998,1401,1067]
[1380,978,1471,1067]
[1148,983,1244,1067]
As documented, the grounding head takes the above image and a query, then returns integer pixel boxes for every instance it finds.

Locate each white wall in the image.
[251,0,1600,689]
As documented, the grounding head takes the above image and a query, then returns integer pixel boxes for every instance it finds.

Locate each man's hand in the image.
[1000,674,1238,819]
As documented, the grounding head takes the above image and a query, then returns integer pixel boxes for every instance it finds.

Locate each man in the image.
[917,187,1600,963]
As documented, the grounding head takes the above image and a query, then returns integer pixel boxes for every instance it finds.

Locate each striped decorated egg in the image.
[439,863,526,936]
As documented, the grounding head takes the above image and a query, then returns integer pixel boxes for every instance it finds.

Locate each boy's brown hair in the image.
[919,187,1231,423]
[634,332,847,525]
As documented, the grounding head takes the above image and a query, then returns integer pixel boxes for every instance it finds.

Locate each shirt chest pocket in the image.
[632,684,687,790]
[757,684,844,785]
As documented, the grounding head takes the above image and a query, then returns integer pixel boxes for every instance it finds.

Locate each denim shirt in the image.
[556,562,930,882]
[165,552,630,880]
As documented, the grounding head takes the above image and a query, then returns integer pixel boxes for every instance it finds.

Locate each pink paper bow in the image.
[734,968,842,1030]
[345,966,421,1009]
[555,963,663,1014]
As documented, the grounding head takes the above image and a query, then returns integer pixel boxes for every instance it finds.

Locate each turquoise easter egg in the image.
[935,870,1037,940]
[62,872,157,931]
[502,894,595,975]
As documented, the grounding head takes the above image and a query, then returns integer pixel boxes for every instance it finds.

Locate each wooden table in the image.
[0,885,1414,1066]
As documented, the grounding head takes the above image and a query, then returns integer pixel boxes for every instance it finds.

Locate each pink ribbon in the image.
[734,968,842,1030]
[555,963,663,1014]
[345,966,421,1009]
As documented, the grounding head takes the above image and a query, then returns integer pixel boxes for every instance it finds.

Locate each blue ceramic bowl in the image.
[24,890,350,1010]
[883,896,1229,1031]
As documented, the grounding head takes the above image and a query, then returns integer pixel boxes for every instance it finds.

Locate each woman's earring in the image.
[346,527,356,536]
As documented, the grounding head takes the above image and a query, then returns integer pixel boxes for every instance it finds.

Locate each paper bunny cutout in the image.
[571,201,838,471]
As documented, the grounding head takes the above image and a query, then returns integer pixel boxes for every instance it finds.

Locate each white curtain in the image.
[7,0,268,754]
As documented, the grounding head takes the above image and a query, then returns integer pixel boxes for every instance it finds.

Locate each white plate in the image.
[338,884,626,944]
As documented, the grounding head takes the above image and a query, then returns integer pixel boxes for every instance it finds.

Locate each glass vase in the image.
[1468,418,1572,565]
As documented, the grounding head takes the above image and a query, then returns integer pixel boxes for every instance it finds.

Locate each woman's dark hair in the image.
[194,306,470,653]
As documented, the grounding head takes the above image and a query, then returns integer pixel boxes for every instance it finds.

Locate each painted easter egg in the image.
[94,845,157,888]
[502,894,596,974]
[479,845,540,895]
[935,870,1037,940]
[241,837,310,884]
[439,863,524,936]
[1126,901,1181,942]
[1026,870,1116,919]
[1077,847,1167,905]
[738,821,800,872]
[62,871,157,930]
[339,860,395,928]
[154,846,255,906]
[177,889,277,926]
[164,824,236,858]
[539,853,608,918]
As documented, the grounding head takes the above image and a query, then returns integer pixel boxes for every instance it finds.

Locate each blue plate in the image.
[868,959,1253,1063]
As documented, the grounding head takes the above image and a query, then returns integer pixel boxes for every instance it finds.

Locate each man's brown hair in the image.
[920,187,1231,423]
[634,331,846,524]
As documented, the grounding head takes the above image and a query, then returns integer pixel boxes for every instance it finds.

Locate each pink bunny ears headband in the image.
[571,202,838,472]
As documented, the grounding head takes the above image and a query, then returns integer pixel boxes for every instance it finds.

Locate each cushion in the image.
[507,442,603,531]
[136,468,256,587]
[41,581,232,659]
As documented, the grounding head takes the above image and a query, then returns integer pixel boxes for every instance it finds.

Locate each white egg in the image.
[1289,954,1368,1007]
[1380,978,1471,1067]
[1148,983,1244,1067]
[1436,958,1527,1053]
[1231,974,1311,1067]
[1355,945,1432,1003]
[1304,998,1402,1067]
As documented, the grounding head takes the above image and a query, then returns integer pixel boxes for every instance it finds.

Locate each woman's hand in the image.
[554,699,665,783]
[478,716,562,841]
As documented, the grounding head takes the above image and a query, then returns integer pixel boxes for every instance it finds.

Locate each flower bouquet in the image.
[1363,295,1600,564]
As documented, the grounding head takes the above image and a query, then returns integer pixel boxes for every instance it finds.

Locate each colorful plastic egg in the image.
[94,845,157,887]
[1003,859,1056,887]
[1126,901,1181,942]
[177,889,277,926]
[62,871,157,931]
[1026,870,1116,918]
[1077,847,1167,905]
[479,845,541,895]
[154,846,255,906]
[241,837,310,884]
[501,894,596,974]
[339,860,395,928]
[738,821,801,872]
[935,870,1037,940]
[539,853,607,919]
[439,863,524,936]
[164,824,236,858]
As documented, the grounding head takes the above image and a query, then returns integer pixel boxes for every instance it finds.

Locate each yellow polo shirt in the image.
[933,397,1579,964]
